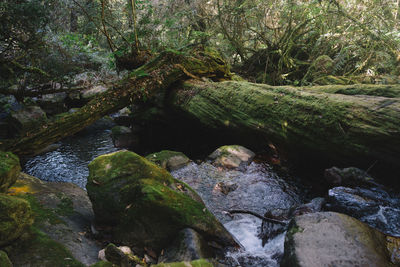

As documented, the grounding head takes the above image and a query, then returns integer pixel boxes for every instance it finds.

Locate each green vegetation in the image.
[0,151,20,192]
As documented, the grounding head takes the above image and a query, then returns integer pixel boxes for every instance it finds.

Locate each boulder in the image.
[111,126,137,148]
[103,243,142,267]
[291,197,325,217]
[86,150,237,252]
[158,228,214,263]
[208,145,255,169]
[146,150,191,171]
[282,212,395,267]
[324,166,378,188]
[0,193,33,246]
[0,251,12,267]
[8,105,47,136]
[37,92,68,115]
[7,173,100,266]
[0,151,21,192]
[326,186,400,236]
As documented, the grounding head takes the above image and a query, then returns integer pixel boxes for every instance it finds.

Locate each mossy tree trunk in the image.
[1,48,230,155]
[168,80,400,174]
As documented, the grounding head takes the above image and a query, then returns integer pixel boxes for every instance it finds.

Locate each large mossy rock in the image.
[0,151,20,192]
[0,193,33,246]
[86,150,237,252]
[282,212,396,266]
[146,150,191,171]
[6,173,101,266]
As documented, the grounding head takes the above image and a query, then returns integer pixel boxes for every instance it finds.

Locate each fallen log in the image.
[1,47,230,155]
[167,80,400,178]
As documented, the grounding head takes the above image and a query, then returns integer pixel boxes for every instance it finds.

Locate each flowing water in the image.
[172,162,302,266]
[23,125,304,266]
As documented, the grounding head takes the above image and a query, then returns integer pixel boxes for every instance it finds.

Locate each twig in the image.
[227,209,288,225]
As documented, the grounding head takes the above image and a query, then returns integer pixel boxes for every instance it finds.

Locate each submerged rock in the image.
[0,193,33,246]
[86,150,237,252]
[158,228,214,263]
[146,150,191,171]
[0,151,21,192]
[208,145,255,169]
[282,212,394,267]
[326,186,400,237]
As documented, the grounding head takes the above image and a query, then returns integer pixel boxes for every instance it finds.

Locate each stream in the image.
[23,122,303,266]
[22,123,400,266]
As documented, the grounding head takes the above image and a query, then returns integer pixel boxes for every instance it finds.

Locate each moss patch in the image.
[0,193,33,246]
[0,250,12,267]
[0,151,21,192]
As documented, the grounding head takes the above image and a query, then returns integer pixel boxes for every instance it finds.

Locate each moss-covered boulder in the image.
[151,259,214,267]
[208,145,255,169]
[0,193,33,246]
[87,150,237,252]
[282,212,396,267]
[146,150,191,171]
[7,173,101,265]
[0,250,12,267]
[0,151,20,192]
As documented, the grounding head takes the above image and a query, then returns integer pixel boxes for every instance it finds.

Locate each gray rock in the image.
[208,145,255,169]
[146,150,191,171]
[158,228,214,263]
[37,92,67,115]
[324,166,378,188]
[291,197,325,216]
[111,126,137,148]
[8,105,47,136]
[82,85,108,99]
[282,212,392,267]
[326,186,400,236]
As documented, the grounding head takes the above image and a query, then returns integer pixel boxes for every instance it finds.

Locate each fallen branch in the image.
[227,209,288,225]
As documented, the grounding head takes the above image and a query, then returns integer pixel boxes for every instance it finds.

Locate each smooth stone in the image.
[208,145,255,169]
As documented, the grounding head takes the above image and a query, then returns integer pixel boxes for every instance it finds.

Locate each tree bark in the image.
[1,48,230,155]
[168,80,400,171]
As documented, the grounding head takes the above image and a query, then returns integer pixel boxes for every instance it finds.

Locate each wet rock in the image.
[0,151,21,192]
[324,166,377,188]
[0,251,12,267]
[7,173,101,265]
[152,259,214,267]
[37,92,68,115]
[291,197,325,217]
[111,126,137,148]
[158,228,214,263]
[86,150,238,252]
[282,212,392,267]
[146,150,191,171]
[326,186,400,236]
[208,145,255,169]
[260,209,290,245]
[0,193,33,246]
[112,107,133,127]
[213,182,238,195]
[8,105,47,136]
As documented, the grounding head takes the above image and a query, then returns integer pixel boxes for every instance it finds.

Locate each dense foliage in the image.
[1,0,400,88]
